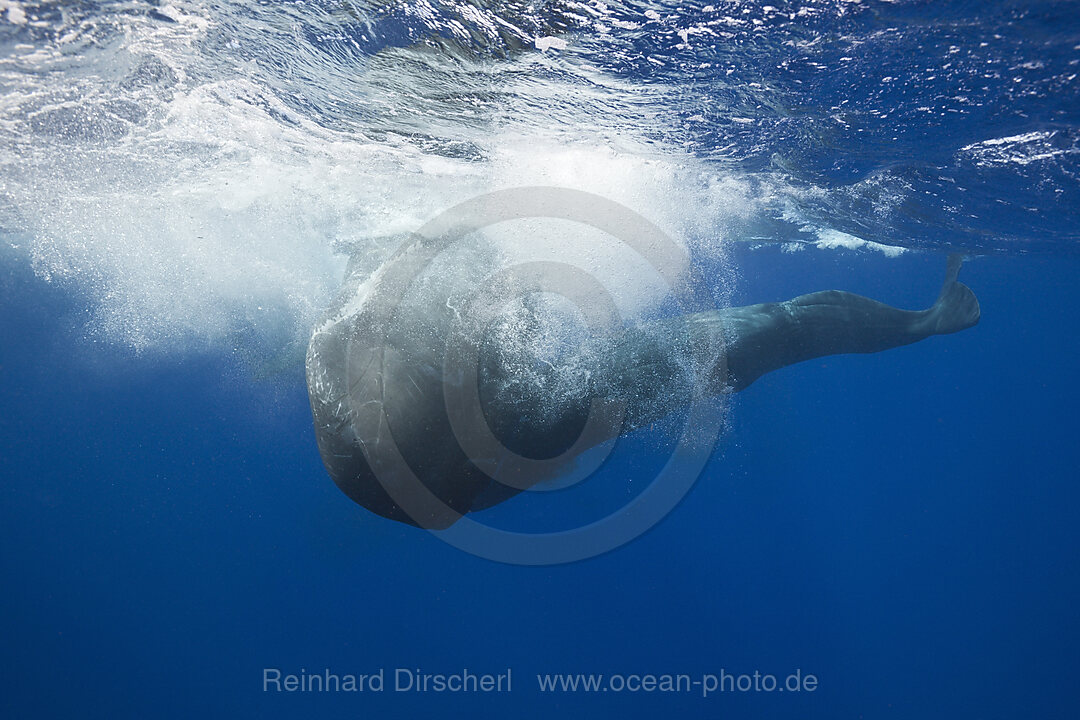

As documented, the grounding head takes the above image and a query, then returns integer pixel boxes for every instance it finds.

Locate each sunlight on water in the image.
[0,0,746,356]
[1,0,1076,356]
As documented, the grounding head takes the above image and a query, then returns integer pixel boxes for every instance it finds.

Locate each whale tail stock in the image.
[657,253,983,393]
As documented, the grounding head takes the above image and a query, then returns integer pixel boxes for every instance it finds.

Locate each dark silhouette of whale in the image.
[306,251,979,529]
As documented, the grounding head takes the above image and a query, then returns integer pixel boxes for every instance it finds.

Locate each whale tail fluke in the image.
[926,254,980,335]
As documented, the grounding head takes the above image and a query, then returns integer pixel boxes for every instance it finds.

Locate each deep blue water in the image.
[2,1,1079,718]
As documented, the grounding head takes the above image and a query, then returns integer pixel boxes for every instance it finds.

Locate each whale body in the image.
[306,247,979,529]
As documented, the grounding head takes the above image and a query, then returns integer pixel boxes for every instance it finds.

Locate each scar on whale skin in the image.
[306,252,979,529]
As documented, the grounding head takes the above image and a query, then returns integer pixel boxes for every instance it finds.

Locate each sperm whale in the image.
[306,249,979,529]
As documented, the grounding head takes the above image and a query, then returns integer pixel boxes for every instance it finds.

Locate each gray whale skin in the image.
[306,252,979,529]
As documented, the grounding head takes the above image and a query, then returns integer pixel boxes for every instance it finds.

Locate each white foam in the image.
[0,2,796,361]
[1,1,26,25]
[534,36,568,51]
[814,229,907,257]
[961,130,1076,167]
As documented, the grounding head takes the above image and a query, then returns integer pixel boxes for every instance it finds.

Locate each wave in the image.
[0,0,1076,354]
